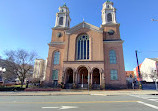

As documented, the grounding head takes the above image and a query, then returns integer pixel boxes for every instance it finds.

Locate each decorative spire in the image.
[106,0,111,2]
[83,18,84,22]
[63,3,66,7]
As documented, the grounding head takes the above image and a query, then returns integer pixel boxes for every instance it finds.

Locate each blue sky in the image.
[0,0,158,71]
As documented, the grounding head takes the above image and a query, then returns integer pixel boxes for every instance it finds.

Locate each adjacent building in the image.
[134,58,158,82]
[33,59,47,81]
[45,1,126,89]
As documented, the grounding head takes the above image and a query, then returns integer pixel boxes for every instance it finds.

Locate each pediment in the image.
[66,22,103,34]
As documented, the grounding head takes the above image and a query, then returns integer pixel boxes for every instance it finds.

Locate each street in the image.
[0,94,158,111]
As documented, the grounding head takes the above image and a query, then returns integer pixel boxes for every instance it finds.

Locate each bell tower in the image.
[101,0,117,25]
[55,3,71,28]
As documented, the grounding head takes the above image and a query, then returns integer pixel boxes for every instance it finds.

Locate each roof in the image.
[66,22,103,34]
[148,58,158,61]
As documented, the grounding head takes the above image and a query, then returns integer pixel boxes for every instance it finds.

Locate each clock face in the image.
[108,30,115,35]
[57,32,62,38]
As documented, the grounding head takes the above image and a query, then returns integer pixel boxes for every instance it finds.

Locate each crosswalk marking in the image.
[130,94,158,103]
[137,101,158,110]
[42,106,78,110]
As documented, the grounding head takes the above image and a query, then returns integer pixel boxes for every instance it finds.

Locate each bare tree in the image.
[4,49,37,88]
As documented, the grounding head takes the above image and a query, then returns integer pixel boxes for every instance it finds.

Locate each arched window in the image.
[109,50,116,64]
[107,13,112,22]
[59,17,63,25]
[53,51,60,65]
[76,34,89,60]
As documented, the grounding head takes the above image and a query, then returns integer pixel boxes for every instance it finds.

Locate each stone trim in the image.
[48,42,65,46]
[63,61,104,64]
[103,40,124,43]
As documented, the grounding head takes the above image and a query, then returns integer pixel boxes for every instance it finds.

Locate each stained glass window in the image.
[76,34,89,60]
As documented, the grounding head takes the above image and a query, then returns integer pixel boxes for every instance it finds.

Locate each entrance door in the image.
[78,67,88,84]
[92,68,100,84]
[66,68,73,83]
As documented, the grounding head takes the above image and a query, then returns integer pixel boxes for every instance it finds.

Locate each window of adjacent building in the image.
[110,69,118,80]
[109,50,116,64]
[59,17,63,25]
[76,34,89,60]
[107,13,112,22]
[53,51,60,65]
[52,70,58,80]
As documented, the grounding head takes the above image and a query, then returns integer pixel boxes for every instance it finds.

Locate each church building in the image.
[45,1,126,89]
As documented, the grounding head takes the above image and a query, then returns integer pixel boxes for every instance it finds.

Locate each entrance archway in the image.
[66,68,73,83]
[78,67,88,84]
[92,68,100,84]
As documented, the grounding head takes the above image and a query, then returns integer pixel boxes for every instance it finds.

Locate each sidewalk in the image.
[0,89,158,96]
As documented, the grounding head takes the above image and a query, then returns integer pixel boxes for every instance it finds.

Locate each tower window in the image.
[107,13,112,22]
[107,5,110,8]
[52,70,58,80]
[110,70,118,80]
[59,17,63,25]
[53,51,60,65]
[68,21,70,27]
[109,50,116,64]
[76,34,89,60]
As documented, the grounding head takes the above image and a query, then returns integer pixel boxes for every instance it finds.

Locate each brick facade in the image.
[45,1,126,89]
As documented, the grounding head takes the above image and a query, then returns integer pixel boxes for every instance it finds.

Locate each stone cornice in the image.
[52,27,70,30]
[48,42,65,46]
[101,23,120,27]
[66,22,103,34]
[103,40,124,43]
[63,61,104,64]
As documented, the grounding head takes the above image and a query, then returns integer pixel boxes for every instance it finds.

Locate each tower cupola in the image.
[101,0,117,25]
[55,3,71,28]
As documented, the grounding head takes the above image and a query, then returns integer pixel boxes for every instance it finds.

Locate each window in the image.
[109,50,116,64]
[59,17,63,25]
[53,51,60,65]
[76,34,89,60]
[110,70,118,80]
[52,70,58,80]
[68,21,70,27]
[107,13,112,22]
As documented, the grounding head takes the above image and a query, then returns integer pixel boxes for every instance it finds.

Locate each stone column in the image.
[91,73,93,84]
[76,72,78,84]
[100,72,102,86]
[88,72,90,85]
[73,72,75,83]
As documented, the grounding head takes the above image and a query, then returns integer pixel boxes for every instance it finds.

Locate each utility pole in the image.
[151,19,158,21]
[135,50,142,89]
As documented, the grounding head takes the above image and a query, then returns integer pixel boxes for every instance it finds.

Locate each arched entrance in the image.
[92,68,100,84]
[78,67,88,84]
[66,68,73,83]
